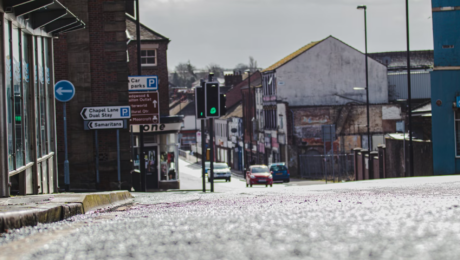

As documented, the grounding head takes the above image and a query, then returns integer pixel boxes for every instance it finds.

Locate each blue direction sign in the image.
[457,96,460,108]
[54,80,76,102]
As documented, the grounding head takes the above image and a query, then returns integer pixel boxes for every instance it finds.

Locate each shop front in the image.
[0,1,85,197]
[131,116,183,191]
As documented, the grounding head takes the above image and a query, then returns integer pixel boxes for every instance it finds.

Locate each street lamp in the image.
[357,5,371,152]
[405,0,414,177]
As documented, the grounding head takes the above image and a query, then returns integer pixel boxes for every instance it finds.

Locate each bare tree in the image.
[174,60,197,88]
[234,63,249,73]
[206,63,224,77]
[233,57,258,74]
[249,56,258,72]
[175,60,196,79]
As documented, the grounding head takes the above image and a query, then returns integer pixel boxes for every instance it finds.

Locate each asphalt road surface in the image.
[2,163,460,259]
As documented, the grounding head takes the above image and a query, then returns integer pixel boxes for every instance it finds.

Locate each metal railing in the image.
[299,153,354,181]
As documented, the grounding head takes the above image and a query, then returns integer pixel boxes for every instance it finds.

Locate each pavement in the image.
[3,161,460,259]
[0,191,133,233]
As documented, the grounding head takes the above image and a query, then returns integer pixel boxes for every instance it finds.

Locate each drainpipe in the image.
[241,89,246,170]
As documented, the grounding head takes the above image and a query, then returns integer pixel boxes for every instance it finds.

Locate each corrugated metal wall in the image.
[388,71,431,100]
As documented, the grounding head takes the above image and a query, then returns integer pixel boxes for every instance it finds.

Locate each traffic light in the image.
[206,148,211,161]
[205,82,220,118]
[220,94,227,116]
[195,87,206,119]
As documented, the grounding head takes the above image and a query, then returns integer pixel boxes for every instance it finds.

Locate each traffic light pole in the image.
[201,120,206,193]
[209,118,214,192]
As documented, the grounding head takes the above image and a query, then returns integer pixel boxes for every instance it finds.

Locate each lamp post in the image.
[406,0,414,177]
[357,5,371,152]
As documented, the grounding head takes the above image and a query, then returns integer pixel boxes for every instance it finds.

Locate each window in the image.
[141,49,156,66]
[37,36,47,156]
[12,26,23,167]
[5,20,13,171]
[44,38,52,154]
[279,115,284,130]
[22,33,32,163]
[455,113,460,157]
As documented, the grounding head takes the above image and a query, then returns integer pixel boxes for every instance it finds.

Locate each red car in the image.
[246,165,273,187]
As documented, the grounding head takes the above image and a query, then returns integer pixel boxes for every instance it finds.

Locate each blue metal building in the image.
[431,0,460,175]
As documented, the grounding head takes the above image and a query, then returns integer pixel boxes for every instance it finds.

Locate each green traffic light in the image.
[201,112,203,116]
[210,107,216,114]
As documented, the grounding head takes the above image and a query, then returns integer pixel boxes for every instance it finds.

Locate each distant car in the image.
[207,162,232,182]
[246,165,273,187]
[205,162,210,173]
[269,163,290,182]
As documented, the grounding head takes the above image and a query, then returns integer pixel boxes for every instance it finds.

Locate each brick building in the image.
[54,0,180,191]
[241,72,262,167]
[54,0,132,191]
[126,15,170,116]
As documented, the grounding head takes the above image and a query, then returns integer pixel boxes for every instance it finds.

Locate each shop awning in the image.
[4,0,86,35]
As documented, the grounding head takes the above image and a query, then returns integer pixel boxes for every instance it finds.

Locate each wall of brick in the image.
[54,0,131,191]
[385,138,433,178]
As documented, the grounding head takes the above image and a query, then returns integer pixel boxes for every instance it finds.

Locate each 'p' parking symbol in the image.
[148,78,156,88]
[121,108,129,117]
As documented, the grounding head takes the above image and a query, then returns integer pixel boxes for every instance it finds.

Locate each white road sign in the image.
[85,120,125,130]
[80,106,131,120]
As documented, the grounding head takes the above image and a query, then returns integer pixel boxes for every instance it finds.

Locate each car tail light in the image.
[287,170,290,175]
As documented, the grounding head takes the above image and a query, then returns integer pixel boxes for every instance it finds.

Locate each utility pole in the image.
[208,73,215,192]
[357,5,371,152]
[248,70,253,164]
[135,0,145,190]
[406,0,414,177]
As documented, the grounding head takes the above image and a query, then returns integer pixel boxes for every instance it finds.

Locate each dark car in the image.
[246,165,273,187]
[269,163,290,182]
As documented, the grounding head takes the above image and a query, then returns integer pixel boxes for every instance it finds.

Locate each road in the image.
[179,158,324,191]
[2,162,460,259]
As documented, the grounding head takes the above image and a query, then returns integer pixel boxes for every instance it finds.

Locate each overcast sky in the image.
[139,0,433,71]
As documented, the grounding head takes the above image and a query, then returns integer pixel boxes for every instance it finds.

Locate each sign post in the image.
[81,107,131,190]
[129,92,159,125]
[84,120,127,130]
[54,80,76,192]
[80,106,131,120]
[129,75,159,191]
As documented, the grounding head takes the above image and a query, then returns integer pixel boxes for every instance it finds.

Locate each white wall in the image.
[277,103,287,134]
[182,115,197,130]
[276,37,388,106]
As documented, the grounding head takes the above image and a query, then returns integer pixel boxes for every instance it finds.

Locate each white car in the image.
[207,162,232,182]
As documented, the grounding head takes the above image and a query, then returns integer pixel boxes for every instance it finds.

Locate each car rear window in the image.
[252,166,269,173]
[214,163,228,170]
[270,165,287,171]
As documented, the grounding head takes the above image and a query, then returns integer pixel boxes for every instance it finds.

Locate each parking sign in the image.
[129,76,158,92]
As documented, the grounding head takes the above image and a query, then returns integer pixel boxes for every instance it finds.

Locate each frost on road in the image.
[2,176,460,260]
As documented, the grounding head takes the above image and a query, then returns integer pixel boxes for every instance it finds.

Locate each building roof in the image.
[368,50,433,71]
[126,15,169,42]
[412,103,432,117]
[170,100,193,116]
[263,40,323,72]
[263,36,391,74]
[220,103,243,119]
[226,71,261,108]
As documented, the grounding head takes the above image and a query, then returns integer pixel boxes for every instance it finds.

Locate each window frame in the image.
[140,48,157,67]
